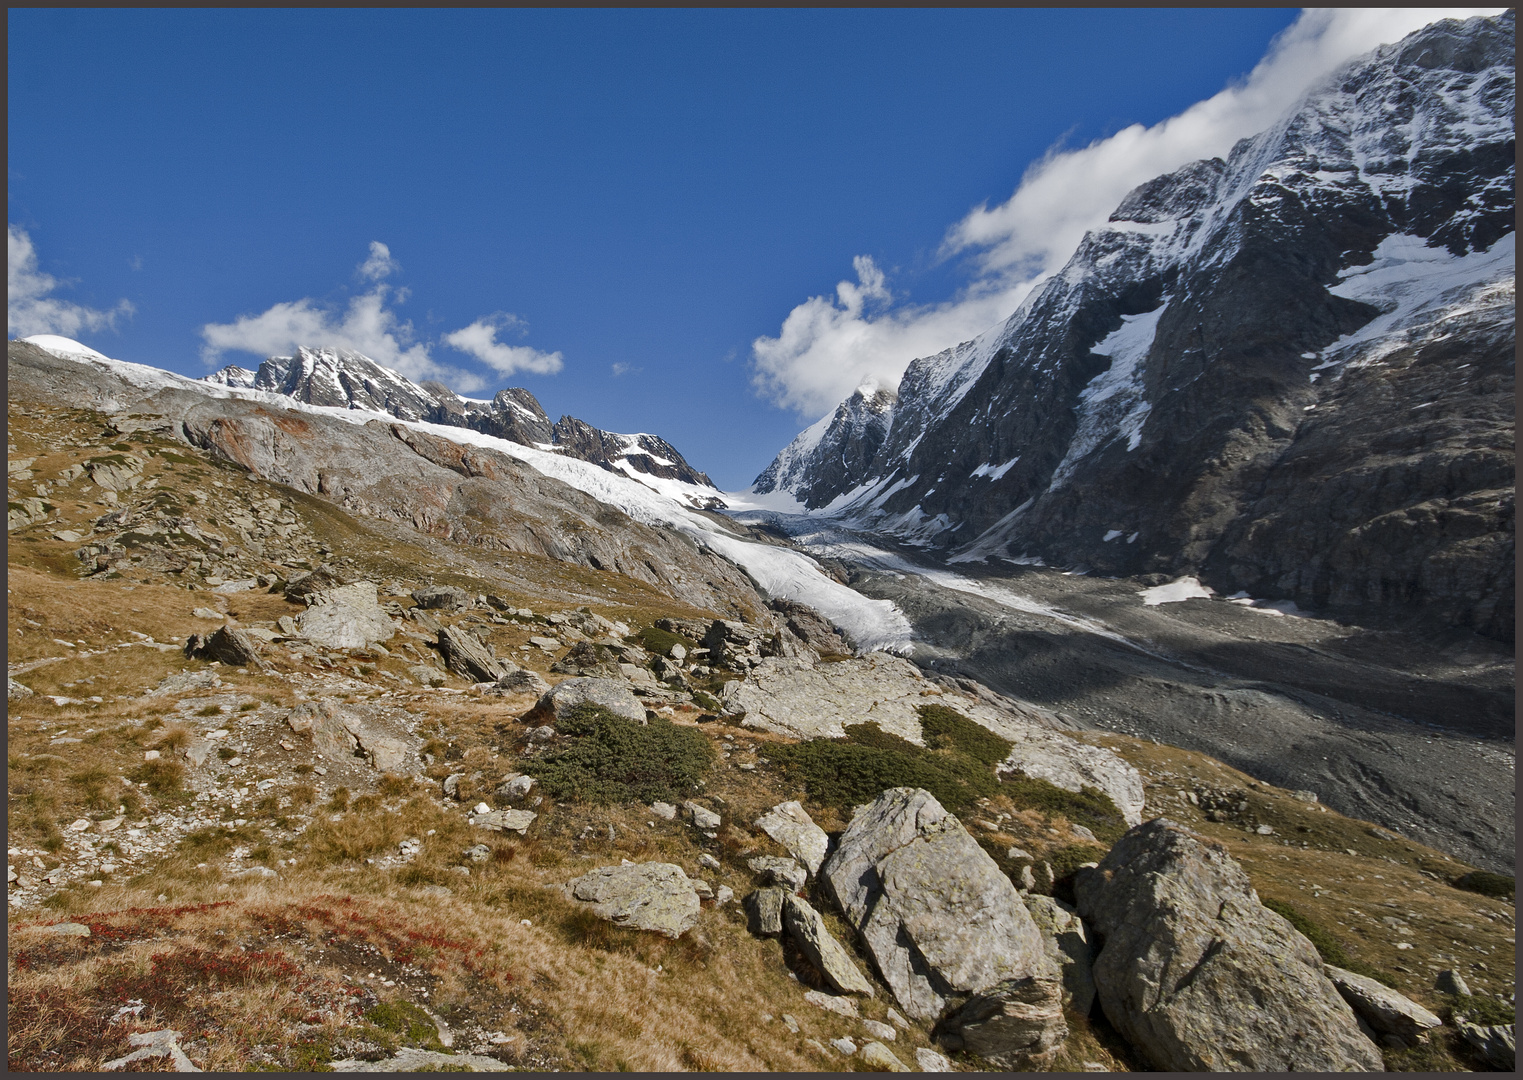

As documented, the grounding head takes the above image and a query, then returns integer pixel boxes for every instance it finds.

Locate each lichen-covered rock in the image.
[936,975,1069,1069]
[997,735,1145,827]
[820,788,1059,1026]
[1458,1021,1515,1071]
[548,640,623,679]
[746,887,786,936]
[567,862,700,938]
[525,677,646,726]
[1023,893,1095,1015]
[296,581,395,649]
[411,585,471,611]
[1075,818,1382,1072]
[748,855,807,892]
[781,893,875,996]
[754,800,829,876]
[857,1041,909,1072]
[287,700,415,773]
[1324,965,1442,1046]
[494,668,551,696]
[437,625,508,682]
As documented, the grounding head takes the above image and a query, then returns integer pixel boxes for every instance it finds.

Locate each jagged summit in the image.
[207,345,719,492]
[752,10,1515,640]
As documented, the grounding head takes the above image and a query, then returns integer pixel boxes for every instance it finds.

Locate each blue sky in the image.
[7,9,1471,487]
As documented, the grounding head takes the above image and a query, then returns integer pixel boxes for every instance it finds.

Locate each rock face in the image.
[1075,818,1382,1072]
[287,700,415,773]
[728,654,1143,825]
[296,581,396,649]
[1458,1021,1516,1070]
[1023,894,1095,1015]
[566,862,700,938]
[820,788,1060,1030]
[1324,965,1442,1046]
[754,801,829,876]
[548,640,623,679]
[781,893,876,996]
[746,887,786,936]
[753,12,1515,642]
[525,677,647,726]
[935,976,1069,1069]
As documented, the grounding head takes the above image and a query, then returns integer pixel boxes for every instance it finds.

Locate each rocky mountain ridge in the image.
[753,11,1515,642]
[209,345,720,494]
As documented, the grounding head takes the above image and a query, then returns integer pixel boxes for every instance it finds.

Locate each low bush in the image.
[637,625,694,657]
[771,722,998,814]
[525,703,714,805]
[365,1000,449,1052]
[918,704,1013,766]
[1262,898,1395,986]
[999,775,1128,845]
[1452,870,1514,899]
[1444,992,1515,1026]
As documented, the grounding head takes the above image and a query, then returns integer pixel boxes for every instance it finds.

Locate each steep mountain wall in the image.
[755,12,1515,640]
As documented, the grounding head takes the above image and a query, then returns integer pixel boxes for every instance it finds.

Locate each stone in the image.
[146,670,222,696]
[697,853,722,872]
[410,585,471,611]
[8,678,34,700]
[886,1008,909,1029]
[101,1028,199,1072]
[475,809,537,835]
[329,1047,511,1072]
[286,700,415,772]
[754,800,829,876]
[528,635,562,651]
[465,844,491,863]
[821,788,1059,1023]
[39,922,92,937]
[1074,818,1382,1072]
[184,626,267,670]
[567,862,701,938]
[684,801,721,830]
[1024,893,1096,1016]
[748,855,808,892]
[861,1019,896,1042]
[746,887,786,936]
[525,677,647,726]
[782,893,876,996]
[1434,969,1471,996]
[1457,1021,1515,1071]
[284,567,350,604]
[715,885,733,904]
[192,607,224,620]
[650,801,677,821]
[495,774,536,801]
[936,975,1069,1069]
[437,625,508,683]
[830,1037,857,1056]
[1018,864,1037,892]
[691,879,714,900]
[494,668,551,696]
[1071,823,1099,843]
[549,640,623,679]
[805,989,860,1018]
[859,1041,907,1071]
[914,1048,954,1072]
[1324,965,1442,1044]
[443,773,465,799]
[296,582,395,650]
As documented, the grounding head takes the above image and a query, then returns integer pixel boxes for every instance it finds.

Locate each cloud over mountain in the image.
[7,225,135,339]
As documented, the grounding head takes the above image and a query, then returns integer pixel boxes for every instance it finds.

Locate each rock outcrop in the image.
[296,581,396,650]
[566,862,701,938]
[1324,965,1442,1047]
[820,788,1062,1052]
[286,700,415,773]
[436,625,509,683]
[934,976,1069,1069]
[754,801,829,876]
[524,678,647,726]
[1075,818,1383,1071]
[1023,893,1095,1015]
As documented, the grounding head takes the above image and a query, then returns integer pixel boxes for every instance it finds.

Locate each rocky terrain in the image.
[753,12,1515,643]
[8,347,1516,1072]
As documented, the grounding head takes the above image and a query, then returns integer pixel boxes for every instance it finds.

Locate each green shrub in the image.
[999,775,1128,845]
[365,1001,449,1052]
[525,703,715,805]
[690,690,721,712]
[1445,993,1516,1026]
[637,625,695,657]
[772,723,998,814]
[1262,898,1395,986]
[918,704,1013,766]
[1452,870,1514,899]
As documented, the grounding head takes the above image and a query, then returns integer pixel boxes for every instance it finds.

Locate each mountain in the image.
[208,345,722,498]
[753,11,1515,641]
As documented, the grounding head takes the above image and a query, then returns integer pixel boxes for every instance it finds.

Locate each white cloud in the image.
[8,225,134,339]
[443,314,565,376]
[611,362,642,377]
[358,240,399,281]
[752,8,1505,420]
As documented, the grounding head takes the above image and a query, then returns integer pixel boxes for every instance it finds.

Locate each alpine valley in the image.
[6,10,1515,1075]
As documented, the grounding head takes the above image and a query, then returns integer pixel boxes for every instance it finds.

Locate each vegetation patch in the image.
[1262,898,1396,986]
[1451,870,1514,899]
[917,704,1013,766]
[1443,992,1516,1027]
[637,624,696,657]
[770,722,998,814]
[525,704,715,805]
[998,775,1128,845]
[365,1000,451,1053]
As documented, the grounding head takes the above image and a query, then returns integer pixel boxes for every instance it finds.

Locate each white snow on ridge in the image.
[22,336,914,655]
[1138,576,1214,606]
[971,457,1020,481]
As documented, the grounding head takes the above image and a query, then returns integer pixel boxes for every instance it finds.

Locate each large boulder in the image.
[411,585,471,611]
[997,736,1145,827]
[184,625,268,670]
[1024,894,1095,1016]
[781,893,876,996]
[296,581,395,649]
[935,975,1068,1069]
[1324,965,1442,1047]
[287,700,414,772]
[768,597,852,656]
[1074,818,1383,1072]
[549,640,623,679]
[437,625,509,683]
[284,565,351,605]
[525,677,646,726]
[566,862,700,938]
[820,788,1060,1034]
[754,800,829,876]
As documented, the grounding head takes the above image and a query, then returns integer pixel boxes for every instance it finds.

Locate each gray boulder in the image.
[1324,965,1441,1047]
[820,788,1059,1024]
[1458,1021,1515,1071]
[782,893,876,997]
[411,585,471,611]
[284,565,350,604]
[754,800,829,876]
[526,677,647,726]
[549,640,623,679]
[684,801,721,830]
[494,668,551,696]
[1075,818,1382,1072]
[936,975,1069,1069]
[1024,893,1095,1015]
[567,862,700,938]
[748,855,807,892]
[296,582,395,649]
[287,700,414,772]
[184,625,269,670]
[858,1041,908,1072]
[437,625,508,682]
[746,887,786,936]
[474,809,537,835]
